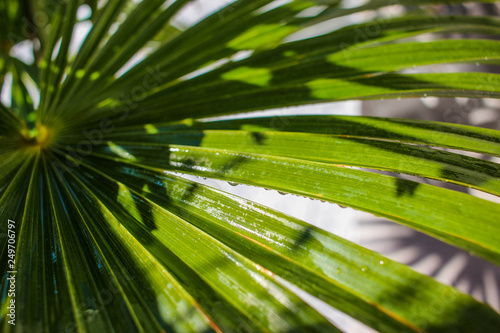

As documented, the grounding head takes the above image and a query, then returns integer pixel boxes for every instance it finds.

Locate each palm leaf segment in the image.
[1,0,500,332]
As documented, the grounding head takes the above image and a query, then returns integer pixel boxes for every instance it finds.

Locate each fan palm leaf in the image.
[1,0,500,332]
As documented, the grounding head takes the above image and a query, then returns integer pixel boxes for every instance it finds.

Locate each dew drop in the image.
[484,57,488,60]
[379,261,384,265]
[361,266,368,272]
[227,181,239,186]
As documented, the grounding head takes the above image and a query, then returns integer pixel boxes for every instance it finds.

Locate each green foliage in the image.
[1,0,500,332]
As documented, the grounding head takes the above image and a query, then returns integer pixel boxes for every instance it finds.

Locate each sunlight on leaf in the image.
[227,24,296,50]
[107,141,137,161]
[221,66,273,87]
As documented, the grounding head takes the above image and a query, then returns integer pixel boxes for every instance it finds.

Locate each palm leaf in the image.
[1,0,500,332]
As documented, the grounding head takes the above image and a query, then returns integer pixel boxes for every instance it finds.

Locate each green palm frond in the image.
[1,0,500,332]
